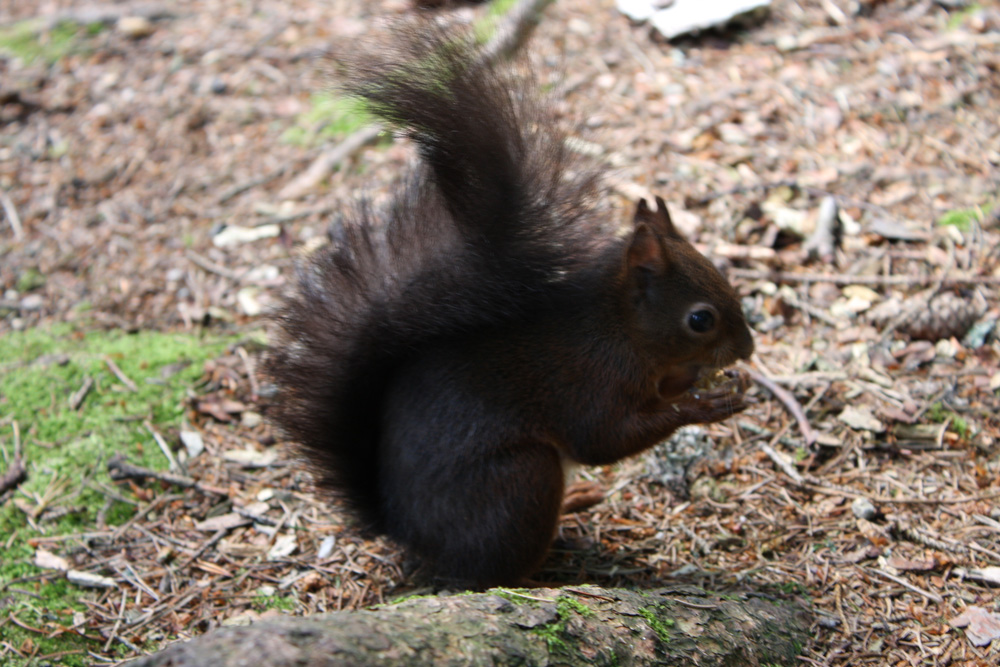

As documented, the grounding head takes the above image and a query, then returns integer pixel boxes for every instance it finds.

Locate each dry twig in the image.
[104,357,138,392]
[749,370,816,447]
[0,422,27,498]
[0,191,24,240]
[107,454,225,496]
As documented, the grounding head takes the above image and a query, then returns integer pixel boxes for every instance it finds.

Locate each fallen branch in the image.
[216,165,289,205]
[0,456,27,497]
[185,249,243,281]
[1,190,24,240]
[277,125,383,200]
[0,421,26,499]
[123,586,810,667]
[749,370,816,447]
[104,356,138,392]
[68,376,95,411]
[107,454,226,496]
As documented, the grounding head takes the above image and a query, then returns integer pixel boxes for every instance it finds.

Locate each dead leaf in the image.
[957,566,1000,587]
[950,606,1000,647]
[198,397,248,420]
[34,549,70,571]
[268,534,298,561]
[842,545,881,563]
[195,512,252,532]
[223,447,278,468]
[180,430,205,457]
[857,518,891,547]
[195,560,234,577]
[886,555,937,572]
[838,406,886,433]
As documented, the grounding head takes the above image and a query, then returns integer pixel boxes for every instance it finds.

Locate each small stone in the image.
[842,285,880,303]
[240,410,263,429]
[237,287,262,317]
[19,294,44,311]
[179,430,204,458]
[838,406,885,433]
[934,338,958,359]
[317,535,336,560]
[268,534,298,560]
[212,223,280,248]
[118,16,155,39]
[851,497,877,520]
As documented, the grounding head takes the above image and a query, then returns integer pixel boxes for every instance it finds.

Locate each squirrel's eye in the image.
[687,308,716,334]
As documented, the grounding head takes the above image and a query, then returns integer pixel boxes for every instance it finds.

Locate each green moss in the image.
[526,593,594,654]
[252,592,297,612]
[0,326,230,667]
[0,624,93,666]
[16,267,46,293]
[487,0,521,18]
[0,549,112,665]
[492,587,542,604]
[946,3,983,30]
[532,620,569,652]
[638,605,675,644]
[1,326,222,446]
[937,203,993,231]
[384,592,434,606]
[557,595,594,618]
[774,580,808,596]
[474,0,547,45]
[926,402,971,440]
[0,20,96,65]
[281,94,373,147]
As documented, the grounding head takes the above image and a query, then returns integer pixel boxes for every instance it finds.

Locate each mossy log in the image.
[125,585,810,666]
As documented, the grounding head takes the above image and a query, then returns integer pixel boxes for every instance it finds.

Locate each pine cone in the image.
[900,291,987,341]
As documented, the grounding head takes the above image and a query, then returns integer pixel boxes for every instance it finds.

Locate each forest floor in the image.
[1,0,999,665]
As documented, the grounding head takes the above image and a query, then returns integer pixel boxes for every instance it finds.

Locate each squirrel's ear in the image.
[626,223,667,274]
[633,196,681,239]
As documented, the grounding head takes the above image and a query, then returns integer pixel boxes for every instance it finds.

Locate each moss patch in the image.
[0,325,229,667]
[936,202,993,231]
[252,592,298,613]
[0,20,104,65]
[527,593,594,654]
[557,595,594,619]
[638,605,675,644]
[281,93,374,147]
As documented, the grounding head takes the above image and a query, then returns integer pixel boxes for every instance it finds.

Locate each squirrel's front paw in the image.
[562,480,605,514]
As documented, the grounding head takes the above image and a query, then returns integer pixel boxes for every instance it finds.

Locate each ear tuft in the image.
[635,197,652,218]
[626,223,666,273]
[634,196,682,239]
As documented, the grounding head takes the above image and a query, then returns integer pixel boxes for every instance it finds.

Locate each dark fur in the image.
[265,27,754,586]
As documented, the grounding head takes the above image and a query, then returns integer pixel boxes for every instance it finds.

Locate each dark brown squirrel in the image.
[265,26,755,587]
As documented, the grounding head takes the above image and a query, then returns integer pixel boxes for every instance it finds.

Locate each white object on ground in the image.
[617,0,771,40]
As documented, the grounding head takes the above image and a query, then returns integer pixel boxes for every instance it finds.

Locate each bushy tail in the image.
[265,24,603,529]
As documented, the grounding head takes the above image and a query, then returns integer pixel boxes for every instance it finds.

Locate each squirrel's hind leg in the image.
[380,435,565,589]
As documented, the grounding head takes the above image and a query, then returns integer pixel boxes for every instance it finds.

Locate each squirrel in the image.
[265,26,755,587]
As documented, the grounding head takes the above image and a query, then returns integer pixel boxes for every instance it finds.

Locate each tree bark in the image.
[125,585,810,666]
